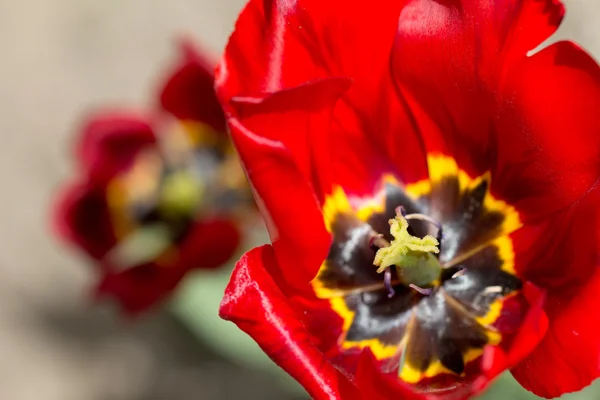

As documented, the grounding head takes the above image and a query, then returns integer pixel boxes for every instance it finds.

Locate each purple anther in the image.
[395,205,407,217]
[452,268,467,279]
[436,225,444,245]
[384,268,395,298]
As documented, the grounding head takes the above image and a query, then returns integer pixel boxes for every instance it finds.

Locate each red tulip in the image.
[54,39,252,314]
[216,0,600,398]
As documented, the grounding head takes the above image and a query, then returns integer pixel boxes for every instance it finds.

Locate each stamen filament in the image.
[408,284,433,296]
[395,206,444,246]
[369,233,390,249]
[403,212,442,231]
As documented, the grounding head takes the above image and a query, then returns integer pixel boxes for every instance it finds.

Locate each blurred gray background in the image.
[0,1,598,399]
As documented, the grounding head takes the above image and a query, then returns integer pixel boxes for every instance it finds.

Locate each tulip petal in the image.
[217,0,428,192]
[393,0,564,178]
[494,41,600,219]
[220,245,361,400]
[53,182,116,260]
[96,262,185,315]
[510,185,600,397]
[159,39,226,132]
[511,273,600,398]
[177,217,241,269]
[75,113,156,184]
[226,80,350,290]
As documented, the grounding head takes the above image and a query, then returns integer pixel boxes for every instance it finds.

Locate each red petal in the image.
[330,86,428,194]
[503,284,549,367]
[230,78,351,200]
[177,217,241,269]
[218,0,427,188]
[512,271,600,397]
[159,39,226,132]
[394,2,600,220]
[478,283,548,376]
[219,245,361,400]
[494,41,600,218]
[513,181,600,292]
[75,112,156,184]
[510,186,600,397]
[218,0,403,97]
[216,0,414,107]
[96,262,185,315]
[393,0,565,178]
[53,182,116,260]
[353,351,429,400]
[227,80,349,290]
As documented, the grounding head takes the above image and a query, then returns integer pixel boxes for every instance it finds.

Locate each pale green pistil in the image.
[373,214,442,288]
[159,170,204,216]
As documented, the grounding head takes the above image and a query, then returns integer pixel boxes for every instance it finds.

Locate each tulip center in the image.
[104,119,248,268]
[371,207,442,297]
[311,155,524,389]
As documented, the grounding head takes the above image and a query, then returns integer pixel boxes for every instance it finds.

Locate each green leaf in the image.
[479,372,600,400]
[170,227,305,396]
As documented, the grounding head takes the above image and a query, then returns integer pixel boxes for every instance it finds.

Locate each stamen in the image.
[395,206,443,248]
[483,286,503,295]
[384,268,395,298]
[409,284,432,296]
[369,233,390,250]
[395,205,441,229]
[473,285,504,311]
[451,268,467,279]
